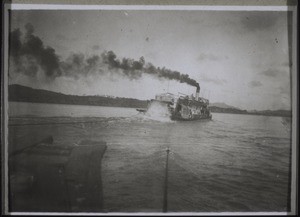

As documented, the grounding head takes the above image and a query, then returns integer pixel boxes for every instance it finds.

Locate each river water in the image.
[8,102,292,212]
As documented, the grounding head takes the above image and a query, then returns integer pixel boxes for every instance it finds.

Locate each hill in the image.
[210,102,240,110]
[8,84,149,109]
[208,105,248,115]
[247,109,292,117]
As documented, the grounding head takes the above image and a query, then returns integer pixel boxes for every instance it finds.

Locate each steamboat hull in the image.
[171,113,212,121]
[147,98,212,121]
[138,86,212,121]
[171,97,212,121]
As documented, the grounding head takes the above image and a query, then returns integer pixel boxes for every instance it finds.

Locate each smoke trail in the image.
[101,50,200,89]
[9,23,200,90]
[9,23,62,78]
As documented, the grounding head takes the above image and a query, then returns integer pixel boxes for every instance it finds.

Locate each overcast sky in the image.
[9,9,292,110]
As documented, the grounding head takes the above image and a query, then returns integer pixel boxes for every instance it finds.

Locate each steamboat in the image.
[137,86,212,121]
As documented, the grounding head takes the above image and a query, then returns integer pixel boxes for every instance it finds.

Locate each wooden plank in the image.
[9,135,53,157]
[64,140,107,212]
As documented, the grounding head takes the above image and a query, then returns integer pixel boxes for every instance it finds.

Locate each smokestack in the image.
[196,84,200,101]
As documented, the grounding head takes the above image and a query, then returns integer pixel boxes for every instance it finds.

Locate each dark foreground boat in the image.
[138,87,212,121]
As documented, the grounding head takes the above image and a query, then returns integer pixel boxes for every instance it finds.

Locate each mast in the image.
[163,147,170,212]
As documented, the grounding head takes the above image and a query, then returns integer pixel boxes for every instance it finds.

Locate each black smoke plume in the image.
[9,23,200,90]
[60,53,106,79]
[101,50,200,89]
[9,23,61,78]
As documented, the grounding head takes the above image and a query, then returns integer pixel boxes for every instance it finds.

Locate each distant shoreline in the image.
[9,84,148,109]
[210,110,292,118]
[8,100,145,109]
[8,84,292,118]
[208,106,291,117]
[9,100,291,118]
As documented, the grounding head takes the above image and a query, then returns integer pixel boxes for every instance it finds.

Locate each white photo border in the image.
[2,1,298,216]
